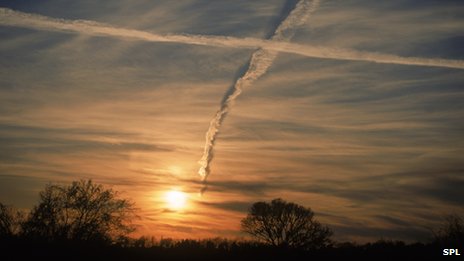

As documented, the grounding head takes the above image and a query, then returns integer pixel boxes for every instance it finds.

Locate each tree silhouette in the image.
[433,214,464,248]
[241,198,332,249]
[0,203,23,239]
[21,179,136,243]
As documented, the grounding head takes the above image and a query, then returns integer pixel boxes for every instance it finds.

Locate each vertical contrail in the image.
[198,0,320,194]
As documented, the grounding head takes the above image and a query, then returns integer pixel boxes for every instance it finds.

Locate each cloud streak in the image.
[198,0,320,194]
[1,7,463,69]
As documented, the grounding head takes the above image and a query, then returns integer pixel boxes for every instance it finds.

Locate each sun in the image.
[165,190,187,211]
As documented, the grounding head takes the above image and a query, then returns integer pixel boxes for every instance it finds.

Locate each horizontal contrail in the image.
[1,7,463,69]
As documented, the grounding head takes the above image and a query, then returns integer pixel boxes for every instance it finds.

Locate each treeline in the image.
[1,236,445,260]
[1,180,462,260]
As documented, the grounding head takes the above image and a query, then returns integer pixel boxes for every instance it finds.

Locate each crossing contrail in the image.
[1,7,463,69]
[198,0,320,194]
[2,5,464,194]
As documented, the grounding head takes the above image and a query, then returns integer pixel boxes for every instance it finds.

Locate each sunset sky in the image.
[1,0,463,243]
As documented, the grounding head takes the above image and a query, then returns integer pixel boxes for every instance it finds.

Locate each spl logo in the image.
[443,249,461,256]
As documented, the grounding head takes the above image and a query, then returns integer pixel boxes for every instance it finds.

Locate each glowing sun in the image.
[165,190,187,210]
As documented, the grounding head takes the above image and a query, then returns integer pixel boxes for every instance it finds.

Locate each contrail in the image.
[2,4,464,192]
[1,7,463,69]
[198,0,320,194]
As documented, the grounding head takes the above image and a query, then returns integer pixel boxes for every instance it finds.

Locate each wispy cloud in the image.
[198,0,321,194]
[1,7,463,69]
[1,0,463,243]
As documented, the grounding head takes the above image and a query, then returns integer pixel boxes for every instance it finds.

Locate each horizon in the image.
[1,0,463,244]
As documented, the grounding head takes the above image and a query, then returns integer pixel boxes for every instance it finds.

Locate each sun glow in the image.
[165,190,187,211]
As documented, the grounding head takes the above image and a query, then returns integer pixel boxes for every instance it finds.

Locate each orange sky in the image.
[1,0,464,243]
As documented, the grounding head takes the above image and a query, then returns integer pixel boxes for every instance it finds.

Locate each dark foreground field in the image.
[2,238,447,260]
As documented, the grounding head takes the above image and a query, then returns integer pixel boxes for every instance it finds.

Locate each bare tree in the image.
[0,203,23,238]
[433,214,464,248]
[22,180,136,243]
[241,198,332,249]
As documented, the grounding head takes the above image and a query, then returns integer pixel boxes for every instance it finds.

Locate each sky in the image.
[0,0,463,243]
